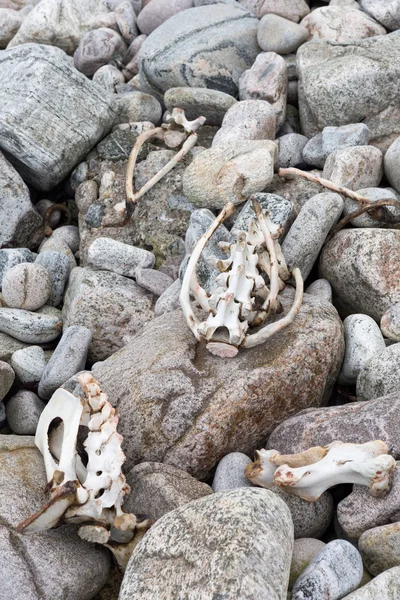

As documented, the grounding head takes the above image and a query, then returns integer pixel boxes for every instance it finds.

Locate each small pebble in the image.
[277,133,308,168]
[357,342,400,401]
[212,452,253,492]
[35,251,70,307]
[305,279,332,303]
[6,390,46,435]
[2,262,51,311]
[10,345,46,384]
[381,302,400,342]
[0,359,14,402]
[48,226,80,254]
[135,268,174,297]
[0,308,62,344]
[289,538,326,589]
[257,14,309,54]
[154,279,182,316]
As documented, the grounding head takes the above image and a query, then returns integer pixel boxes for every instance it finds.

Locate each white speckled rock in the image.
[300,6,385,42]
[48,226,80,254]
[5,390,45,435]
[74,27,127,77]
[257,14,309,54]
[88,237,155,277]
[289,538,326,589]
[232,192,294,237]
[292,540,363,600]
[212,452,253,492]
[10,346,46,384]
[164,87,237,126]
[0,248,36,288]
[154,279,182,316]
[35,251,70,307]
[281,192,344,281]
[359,0,400,31]
[0,7,24,48]
[338,315,386,386]
[212,99,277,146]
[114,91,162,126]
[305,279,332,304]
[271,488,333,540]
[2,263,51,311]
[0,360,14,401]
[238,0,310,22]
[119,488,294,600]
[277,133,308,168]
[359,523,400,576]
[38,326,92,400]
[341,567,400,599]
[357,343,400,401]
[0,308,62,343]
[92,65,125,92]
[323,146,383,191]
[381,303,400,342]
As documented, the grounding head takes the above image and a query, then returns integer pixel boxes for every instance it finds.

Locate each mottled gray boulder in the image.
[212,99,277,146]
[381,303,400,342]
[0,435,110,600]
[114,91,162,126]
[277,133,308,168]
[164,87,237,126]
[341,567,400,599]
[212,452,253,492]
[119,489,294,600]
[359,0,400,31]
[238,0,309,22]
[62,267,154,361]
[319,230,400,321]
[11,345,46,383]
[232,192,294,237]
[0,44,116,190]
[124,462,212,521]
[292,540,363,600]
[359,523,400,576]
[87,237,155,277]
[357,343,400,401]
[298,33,400,145]
[301,6,385,42]
[5,390,45,434]
[271,488,333,540]
[303,124,370,169]
[0,359,14,401]
[289,539,326,589]
[92,297,343,477]
[0,308,62,343]
[338,314,386,386]
[138,5,260,100]
[323,146,383,191]
[281,192,344,281]
[267,393,400,457]
[258,14,308,54]
[0,152,43,249]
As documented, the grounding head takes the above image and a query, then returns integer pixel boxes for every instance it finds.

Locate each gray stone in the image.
[212,99,277,146]
[0,434,110,600]
[2,262,51,311]
[7,0,115,54]
[119,489,294,600]
[265,170,325,213]
[0,332,29,363]
[337,463,400,541]
[302,133,325,169]
[38,326,92,400]
[87,237,155,277]
[74,27,127,77]
[0,44,116,191]
[137,0,194,35]
[114,0,138,44]
[194,0,240,5]
[49,226,80,254]
[92,298,343,477]
[138,5,260,100]
[359,0,400,31]
[292,540,363,600]
[154,279,182,316]
[305,279,332,303]
[134,267,174,297]
[10,345,46,383]
[238,0,310,22]
[1,0,39,8]
[34,199,61,229]
[183,139,277,209]
[381,303,400,342]
[0,7,23,48]
[62,267,154,362]
[271,488,333,540]
[39,237,77,274]
[297,33,400,145]
[238,54,286,129]
[70,162,89,191]
[319,230,400,321]
[0,401,5,426]
[343,188,400,229]
[114,91,162,126]
[341,567,400,600]
[281,192,343,281]
[0,248,36,288]
[124,462,212,521]
[284,54,297,80]
[0,152,43,249]
[301,5,385,42]
[5,390,45,434]
[164,87,237,127]
[323,146,383,191]
[303,124,370,169]
[232,192,294,237]
[257,14,309,54]
[35,251,70,307]
[267,393,400,458]
[0,359,14,401]
[357,343,400,401]
[289,539,326,590]
[212,452,253,492]
[384,136,400,195]
[338,314,386,386]
[359,523,400,576]
[92,64,125,92]
[277,133,308,168]
[0,308,62,343]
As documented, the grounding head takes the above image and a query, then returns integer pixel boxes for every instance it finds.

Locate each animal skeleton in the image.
[180,197,304,358]
[16,373,149,570]
[245,441,396,501]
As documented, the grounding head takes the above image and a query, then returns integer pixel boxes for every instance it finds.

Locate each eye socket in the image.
[96,471,103,477]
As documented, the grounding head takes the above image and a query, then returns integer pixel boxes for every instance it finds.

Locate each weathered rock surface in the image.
[359,523,400,576]
[93,295,343,477]
[0,308,62,343]
[137,0,194,35]
[258,14,308,54]
[289,538,326,589]
[341,567,400,599]
[164,87,237,126]
[212,452,253,492]
[138,5,260,100]
[381,303,400,342]
[119,489,294,600]
[303,123,370,169]
[0,7,24,48]
[359,0,400,31]
[0,359,14,401]
[74,27,127,77]
[357,343,400,401]
[0,44,116,190]
[300,6,385,42]
[271,488,333,539]
[322,146,383,191]
[238,0,309,22]
[5,390,45,434]
[212,99,277,146]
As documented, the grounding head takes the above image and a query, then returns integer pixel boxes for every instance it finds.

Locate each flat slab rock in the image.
[0,44,116,190]
[93,292,344,478]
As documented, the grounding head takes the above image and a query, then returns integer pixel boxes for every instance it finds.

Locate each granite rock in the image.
[341,567,400,599]
[137,0,194,35]
[87,237,155,277]
[212,99,277,146]
[0,248,36,288]
[5,390,45,434]
[300,6,385,42]
[343,188,400,229]
[289,538,326,589]
[74,27,127,77]
[212,452,253,492]
[359,0,400,31]
[271,488,333,540]
[359,523,400,576]
[232,192,294,237]
[0,7,23,48]
[10,345,46,383]
[277,134,308,169]
[357,343,400,401]
[164,87,237,127]
[381,303,400,342]
[322,146,383,191]
[264,170,325,213]
[303,124,370,169]
[154,279,182,316]
[134,267,174,297]
[35,251,70,307]
[0,332,29,363]
[0,359,14,401]
[0,308,62,344]
[92,64,125,91]
[257,14,309,54]
[2,263,51,311]
[305,279,332,304]
[238,0,309,22]
[384,136,400,195]
[114,91,162,126]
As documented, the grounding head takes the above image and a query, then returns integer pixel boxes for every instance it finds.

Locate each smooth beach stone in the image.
[74,27,127,77]
[323,146,383,191]
[0,333,29,364]
[232,193,294,238]
[289,539,326,589]
[257,14,309,54]
[277,133,308,169]
[338,314,386,386]
[2,263,51,311]
[212,99,277,146]
[212,452,253,492]
[0,309,62,344]
[356,343,400,401]
[136,0,194,35]
[164,87,237,126]
[384,136,400,194]
[359,523,400,576]
[87,237,155,277]
[39,237,77,274]
[92,65,125,92]
[271,488,333,540]
[5,390,45,435]
[305,279,332,304]
[341,567,400,599]
[134,268,174,297]
[0,248,36,288]
[300,5,385,42]
[10,346,46,384]
[381,303,400,342]
[35,251,70,308]
[238,0,310,22]
[154,279,182,316]
[0,360,14,402]
[343,188,399,229]
[359,0,400,30]
[48,226,80,254]
[292,540,363,600]
[38,326,92,400]
[303,124,370,169]
[114,91,162,126]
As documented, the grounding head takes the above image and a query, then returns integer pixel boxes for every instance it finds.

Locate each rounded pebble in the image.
[212,452,254,492]
[10,346,46,384]
[0,308,62,344]
[2,262,51,311]
[0,359,15,402]
[289,538,326,589]
[5,390,46,435]
[381,302,400,342]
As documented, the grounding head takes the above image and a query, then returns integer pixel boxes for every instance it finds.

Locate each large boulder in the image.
[119,489,294,600]
[298,33,400,147]
[0,44,116,190]
[93,293,344,478]
[319,229,400,321]
[138,4,260,99]
[0,435,110,600]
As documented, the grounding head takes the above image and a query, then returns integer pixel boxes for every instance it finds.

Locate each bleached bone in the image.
[165,107,207,133]
[247,441,395,502]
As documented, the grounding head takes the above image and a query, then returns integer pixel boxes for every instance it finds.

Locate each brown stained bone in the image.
[44,203,72,237]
